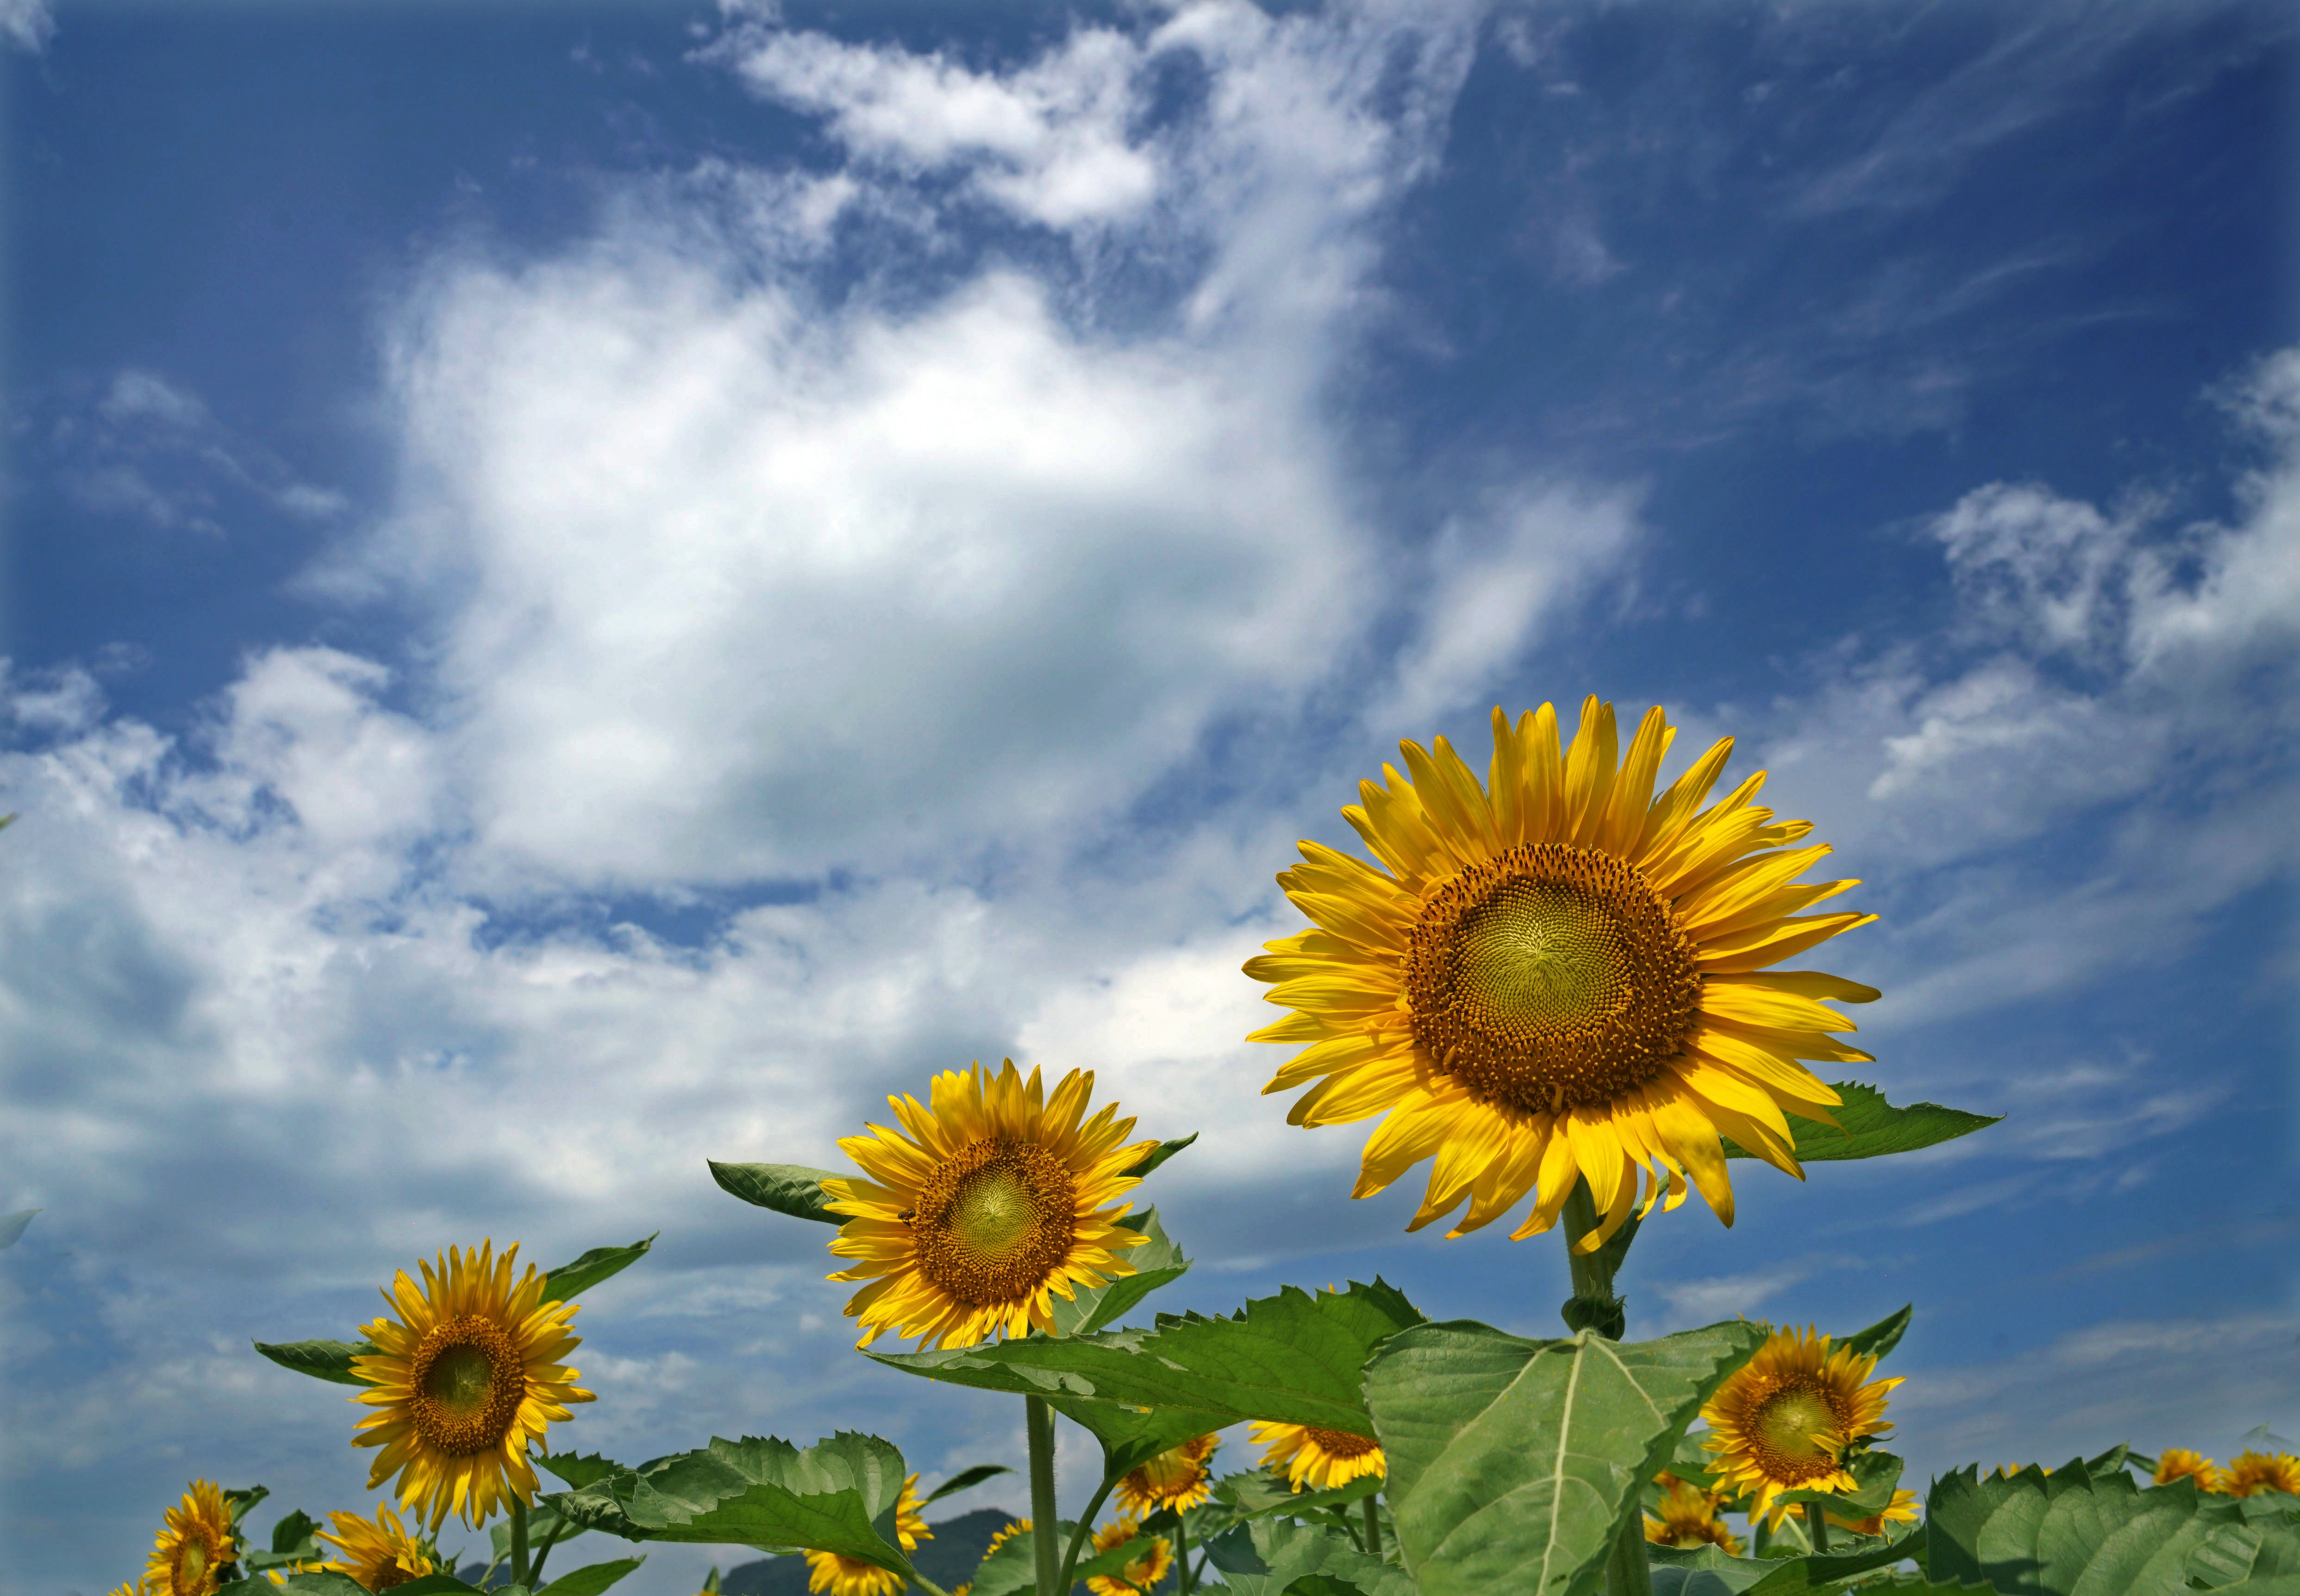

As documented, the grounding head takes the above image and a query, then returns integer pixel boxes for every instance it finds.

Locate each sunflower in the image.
[822,1060,1156,1349]
[1702,1326,1902,1528]
[1826,1487,1920,1537]
[1115,1433,1222,1515]
[317,1503,436,1591]
[985,1519,1032,1555]
[146,1481,240,1596]
[2224,1452,2300,1498]
[350,1240,595,1530]
[1084,1516,1173,1596]
[803,1474,930,1596]
[1247,698,1879,1248]
[1645,1473,1741,1555]
[1249,1420,1387,1492]
[2154,1449,2223,1492]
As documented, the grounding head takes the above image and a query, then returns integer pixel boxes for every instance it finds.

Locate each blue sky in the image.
[2,0,2294,1590]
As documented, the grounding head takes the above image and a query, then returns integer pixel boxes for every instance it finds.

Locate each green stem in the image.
[1603,1505,1656,1596]
[1176,1512,1194,1595]
[509,1498,530,1590]
[1361,1494,1383,1561]
[1055,1476,1118,1596]
[1804,1501,1831,1553]
[526,1514,568,1590]
[1027,1397,1063,1596]
[1563,1182,1651,1596]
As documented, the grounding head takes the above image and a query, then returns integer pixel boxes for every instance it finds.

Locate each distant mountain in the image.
[721,1508,1018,1596]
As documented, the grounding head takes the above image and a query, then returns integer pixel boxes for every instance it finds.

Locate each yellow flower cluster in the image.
[2156,1449,2300,1497]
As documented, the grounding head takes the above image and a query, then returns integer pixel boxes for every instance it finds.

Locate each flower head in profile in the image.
[2154,1449,2223,1493]
[1645,1473,1742,1555]
[802,1475,930,1596]
[1084,1517,1173,1596]
[146,1481,240,1596]
[350,1240,596,1529]
[1826,1487,1920,1537]
[985,1520,1031,1556]
[1248,698,1879,1250]
[317,1503,436,1591]
[2224,1452,2300,1498]
[1248,1420,1387,1492]
[822,1060,1156,1349]
[1114,1434,1221,1515]
[1702,1326,1902,1528]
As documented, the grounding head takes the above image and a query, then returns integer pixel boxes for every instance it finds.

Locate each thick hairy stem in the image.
[1056,1476,1118,1596]
[510,1496,531,1590]
[1562,1179,1652,1596]
[1362,1494,1384,1560]
[1805,1501,1832,1552]
[1027,1397,1062,1596]
[1604,1509,1656,1596]
[1177,1512,1194,1595]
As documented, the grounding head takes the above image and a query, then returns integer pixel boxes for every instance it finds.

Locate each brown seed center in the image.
[407,1315,527,1457]
[910,1138,1079,1308]
[1749,1379,1849,1484]
[1405,842,1699,1115]
[1306,1428,1381,1460]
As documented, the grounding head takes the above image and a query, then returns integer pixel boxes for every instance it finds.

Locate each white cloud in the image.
[0,0,50,53]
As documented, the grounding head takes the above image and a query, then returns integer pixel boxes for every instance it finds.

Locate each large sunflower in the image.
[1247,698,1879,1247]
[1114,1433,1221,1515]
[822,1060,1156,1349]
[146,1481,240,1596]
[317,1504,436,1591]
[1702,1326,1902,1527]
[1645,1474,1741,1555]
[802,1475,929,1596]
[1249,1420,1387,1492]
[350,1240,595,1530]
[1084,1517,1173,1596]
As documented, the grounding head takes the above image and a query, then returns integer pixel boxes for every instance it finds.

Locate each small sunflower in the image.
[146,1481,240,1596]
[985,1519,1031,1555]
[1084,1516,1173,1596]
[1114,1433,1221,1515]
[1645,1473,1741,1555]
[822,1060,1156,1349]
[317,1503,436,1591]
[1248,699,1880,1250]
[1249,1420,1387,1492]
[2154,1449,2223,1492]
[802,1474,930,1596]
[109,1582,151,1596]
[1826,1487,1920,1537]
[2224,1452,2300,1498]
[350,1240,596,1529]
[1702,1326,1902,1527]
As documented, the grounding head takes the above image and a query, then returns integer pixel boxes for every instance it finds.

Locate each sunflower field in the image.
[122,700,2300,1596]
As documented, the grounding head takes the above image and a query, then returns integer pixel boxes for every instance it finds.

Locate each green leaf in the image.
[252,1337,380,1387]
[1048,1208,1190,1336]
[1843,1306,1912,1362]
[1923,1462,2300,1596]
[1203,1517,1417,1596]
[1776,1450,1903,1515]
[495,1502,589,1561]
[218,1576,378,1596]
[966,1520,1167,1596]
[269,1510,320,1558]
[544,1236,656,1303]
[538,1453,628,1490]
[924,1463,1014,1505]
[1049,1396,1238,1483]
[1742,1527,1925,1596]
[1646,1544,1781,1596]
[387,1578,489,1596]
[1365,1317,1767,1596]
[1121,1134,1198,1180]
[547,1432,912,1572]
[1194,1469,1384,1540]
[1724,1083,1997,1164]
[0,1208,38,1250]
[225,1485,271,1525]
[534,1558,645,1596]
[709,1161,844,1224]
[873,1279,1425,1431]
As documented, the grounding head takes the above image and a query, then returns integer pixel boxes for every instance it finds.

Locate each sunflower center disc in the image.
[1405,842,1700,1115]
[178,1542,209,1588]
[911,1137,1079,1308]
[1306,1428,1381,1459]
[408,1315,527,1457]
[371,1565,417,1594]
[1751,1381,1845,1479]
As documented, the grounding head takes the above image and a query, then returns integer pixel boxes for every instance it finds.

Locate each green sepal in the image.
[1121,1133,1198,1180]
[544,1236,656,1303]
[534,1558,645,1596]
[1048,1208,1190,1335]
[1723,1083,1998,1163]
[1365,1318,1766,1596]
[544,1432,912,1573]
[709,1162,844,1224]
[872,1278,1424,1431]
[924,1463,1013,1504]
[1924,1461,2300,1596]
[1843,1305,1912,1361]
[1202,1517,1415,1596]
[223,1485,270,1527]
[1775,1449,1903,1514]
